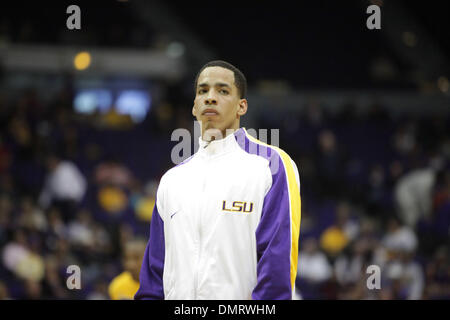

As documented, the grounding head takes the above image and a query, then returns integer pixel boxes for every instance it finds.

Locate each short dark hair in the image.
[194,60,247,99]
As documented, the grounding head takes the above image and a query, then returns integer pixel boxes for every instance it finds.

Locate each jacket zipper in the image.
[194,156,208,298]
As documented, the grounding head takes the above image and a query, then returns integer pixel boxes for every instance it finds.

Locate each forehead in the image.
[197,66,235,87]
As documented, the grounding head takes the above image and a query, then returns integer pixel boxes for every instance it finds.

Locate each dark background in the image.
[0,0,449,300]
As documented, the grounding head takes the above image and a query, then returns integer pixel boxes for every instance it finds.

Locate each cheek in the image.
[225,101,239,117]
[192,101,199,115]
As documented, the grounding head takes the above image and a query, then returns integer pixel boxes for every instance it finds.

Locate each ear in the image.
[237,99,248,117]
[192,105,196,117]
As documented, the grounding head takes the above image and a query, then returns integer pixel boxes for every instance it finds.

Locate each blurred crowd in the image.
[0,86,449,299]
[0,87,164,299]
[286,102,450,299]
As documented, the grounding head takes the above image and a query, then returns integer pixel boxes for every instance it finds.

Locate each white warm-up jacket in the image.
[135,128,301,300]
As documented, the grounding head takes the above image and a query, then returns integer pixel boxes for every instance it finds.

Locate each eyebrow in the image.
[198,82,232,88]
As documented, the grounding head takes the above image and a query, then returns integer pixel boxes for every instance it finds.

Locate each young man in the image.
[135,60,301,300]
[109,238,146,300]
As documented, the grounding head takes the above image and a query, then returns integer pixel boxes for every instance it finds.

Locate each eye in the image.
[198,88,207,94]
[219,89,229,95]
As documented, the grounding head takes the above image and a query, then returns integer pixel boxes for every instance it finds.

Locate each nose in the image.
[204,92,217,105]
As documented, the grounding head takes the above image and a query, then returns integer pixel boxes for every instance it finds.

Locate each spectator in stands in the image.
[109,238,146,300]
[22,279,43,300]
[297,238,332,299]
[314,129,346,198]
[91,223,114,261]
[398,251,424,299]
[67,209,97,257]
[382,250,424,300]
[2,228,45,285]
[38,153,87,222]
[52,237,79,277]
[94,155,135,189]
[416,166,450,254]
[45,207,68,242]
[393,121,417,156]
[17,196,47,233]
[320,202,359,259]
[7,114,33,161]
[381,216,418,254]
[394,156,444,228]
[366,164,392,217]
[87,279,109,300]
[424,246,450,299]
[41,255,70,299]
[335,239,371,288]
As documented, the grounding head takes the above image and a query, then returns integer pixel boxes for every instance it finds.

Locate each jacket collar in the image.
[197,128,243,158]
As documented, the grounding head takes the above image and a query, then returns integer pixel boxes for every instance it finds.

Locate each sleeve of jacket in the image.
[134,189,165,300]
[252,152,301,300]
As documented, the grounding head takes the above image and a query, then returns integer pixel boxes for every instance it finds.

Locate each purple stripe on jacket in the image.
[134,197,165,300]
[234,128,293,300]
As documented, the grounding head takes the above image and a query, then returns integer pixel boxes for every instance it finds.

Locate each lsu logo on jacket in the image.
[222,201,254,213]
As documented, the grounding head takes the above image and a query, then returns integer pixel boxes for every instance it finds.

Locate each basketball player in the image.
[135,60,301,300]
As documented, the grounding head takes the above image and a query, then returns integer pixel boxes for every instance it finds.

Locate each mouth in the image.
[202,108,219,116]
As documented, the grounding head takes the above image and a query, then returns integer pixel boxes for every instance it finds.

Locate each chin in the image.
[201,119,220,129]
[203,123,222,132]
[201,115,219,122]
